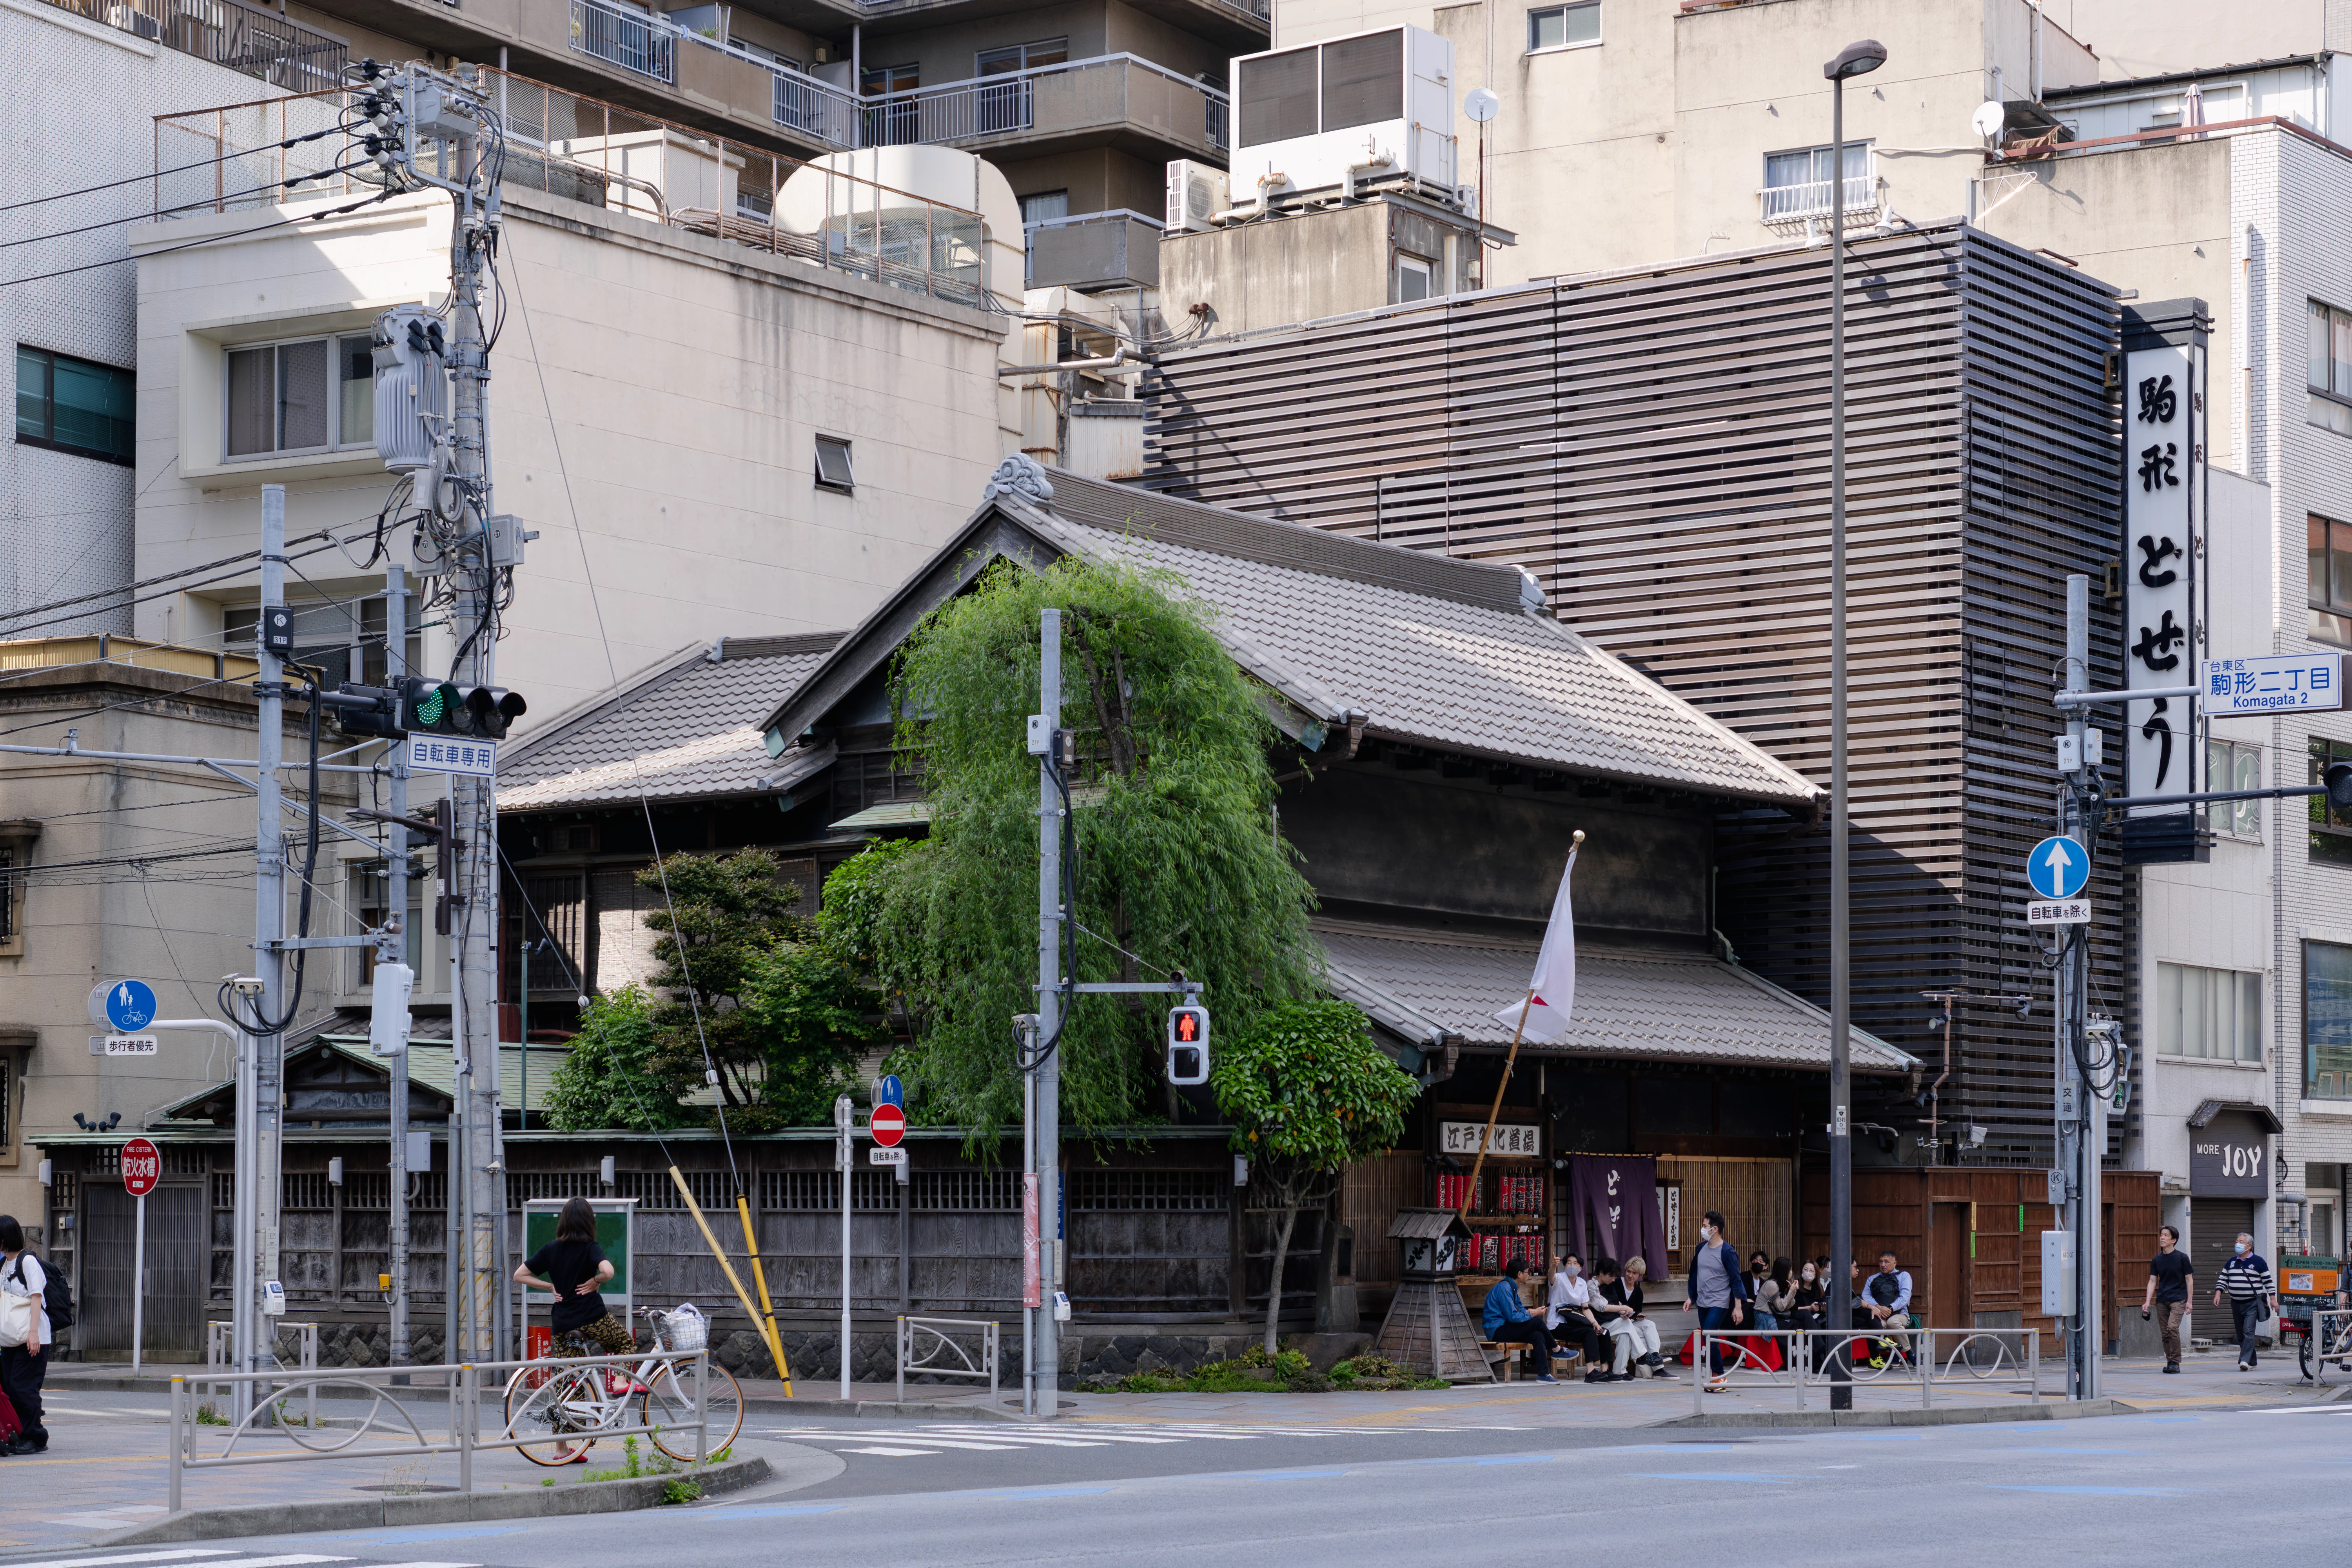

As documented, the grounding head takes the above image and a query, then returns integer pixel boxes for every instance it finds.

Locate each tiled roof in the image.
[1004,474,1817,805]
[498,633,842,811]
[1314,920,1914,1074]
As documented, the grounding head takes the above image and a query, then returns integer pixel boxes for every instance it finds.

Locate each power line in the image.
[0,161,371,253]
[0,536,359,641]
[4,190,391,289]
[0,530,335,630]
[0,125,356,215]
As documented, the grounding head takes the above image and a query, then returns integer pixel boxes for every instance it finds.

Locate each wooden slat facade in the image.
[1142,224,2129,1165]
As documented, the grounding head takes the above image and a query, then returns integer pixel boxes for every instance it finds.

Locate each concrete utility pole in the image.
[2056,575,2102,1400]
[246,483,293,1419]
[382,563,414,1374]
[1027,608,1064,1417]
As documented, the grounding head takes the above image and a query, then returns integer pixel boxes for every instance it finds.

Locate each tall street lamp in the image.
[1822,34,1884,1413]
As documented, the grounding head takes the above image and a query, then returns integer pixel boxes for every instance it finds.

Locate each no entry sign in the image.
[121,1136,162,1197]
[870,1103,906,1147]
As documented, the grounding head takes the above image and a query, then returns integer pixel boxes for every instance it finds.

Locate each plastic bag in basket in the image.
[662,1301,709,1352]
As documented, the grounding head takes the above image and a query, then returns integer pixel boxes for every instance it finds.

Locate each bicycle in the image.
[503,1307,745,1466]
[2298,1305,2352,1383]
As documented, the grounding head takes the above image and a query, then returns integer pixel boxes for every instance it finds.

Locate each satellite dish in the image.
[1971,100,2007,140]
[1465,88,1500,124]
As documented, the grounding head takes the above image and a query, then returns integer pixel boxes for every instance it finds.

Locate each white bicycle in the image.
[502,1307,744,1466]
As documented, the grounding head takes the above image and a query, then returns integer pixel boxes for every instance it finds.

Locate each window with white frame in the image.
[225,333,376,458]
[2207,737,2262,836]
[1761,142,1870,220]
[1526,2,1599,51]
[1396,254,1434,303]
[2308,299,2352,436]
[2156,962,2262,1062]
[815,434,855,492]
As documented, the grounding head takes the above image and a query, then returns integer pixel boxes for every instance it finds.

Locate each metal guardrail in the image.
[896,1315,1000,1403]
[2309,1307,2352,1387]
[570,0,673,83]
[569,0,858,147]
[1757,174,1880,223]
[862,54,1229,155]
[205,1318,319,1419]
[167,1349,711,1513]
[36,0,347,93]
[1688,1326,2042,1415]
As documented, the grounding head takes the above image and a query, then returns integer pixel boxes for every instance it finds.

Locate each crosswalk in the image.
[3,1549,483,1568]
[759,1421,1531,1459]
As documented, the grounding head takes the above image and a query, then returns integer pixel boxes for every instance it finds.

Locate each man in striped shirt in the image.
[2212,1232,2278,1371]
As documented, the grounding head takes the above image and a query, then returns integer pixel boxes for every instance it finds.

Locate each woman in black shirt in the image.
[515,1197,634,1360]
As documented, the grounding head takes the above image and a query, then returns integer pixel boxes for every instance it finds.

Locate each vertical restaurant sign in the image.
[2125,341,2203,815]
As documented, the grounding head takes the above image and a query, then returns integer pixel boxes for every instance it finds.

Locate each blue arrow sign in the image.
[104,978,158,1033]
[873,1073,904,1109]
[2026,836,2089,900]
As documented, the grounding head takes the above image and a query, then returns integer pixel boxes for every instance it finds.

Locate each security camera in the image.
[222,973,266,996]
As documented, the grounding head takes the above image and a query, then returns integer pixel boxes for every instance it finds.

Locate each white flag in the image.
[1494,848,1576,1044]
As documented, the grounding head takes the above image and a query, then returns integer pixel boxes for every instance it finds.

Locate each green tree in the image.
[869,557,1324,1140]
[733,939,882,1127]
[544,986,693,1132]
[815,840,922,1044]
[636,849,803,1115]
[1212,1000,1419,1353]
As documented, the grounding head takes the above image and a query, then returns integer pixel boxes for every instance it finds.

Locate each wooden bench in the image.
[1479,1341,1583,1381]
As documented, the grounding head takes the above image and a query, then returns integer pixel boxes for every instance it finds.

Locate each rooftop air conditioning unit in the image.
[1228,25,1456,203]
[1166,160,1229,233]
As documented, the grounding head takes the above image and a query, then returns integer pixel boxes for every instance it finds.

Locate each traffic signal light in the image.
[397,677,526,740]
[2328,761,2352,812]
[326,682,406,739]
[1166,1003,1210,1085]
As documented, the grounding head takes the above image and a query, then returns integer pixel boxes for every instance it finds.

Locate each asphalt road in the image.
[54,1401,2342,1568]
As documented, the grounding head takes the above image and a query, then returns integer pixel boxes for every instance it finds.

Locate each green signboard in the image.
[521,1198,635,1324]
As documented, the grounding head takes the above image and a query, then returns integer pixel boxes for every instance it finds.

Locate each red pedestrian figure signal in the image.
[1166,1004,1210,1085]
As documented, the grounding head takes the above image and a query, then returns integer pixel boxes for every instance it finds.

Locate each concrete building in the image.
[0,637,349,1235]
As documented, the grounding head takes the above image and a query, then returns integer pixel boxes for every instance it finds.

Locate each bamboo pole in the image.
[668,1166,793,1394]
[1458,831,1582,1229]
[734,1191,794,1396]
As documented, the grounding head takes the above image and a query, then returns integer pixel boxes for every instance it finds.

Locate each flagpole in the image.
[1460,831,1582,1229]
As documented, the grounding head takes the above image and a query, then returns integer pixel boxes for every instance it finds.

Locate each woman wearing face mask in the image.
[1790,1258,1828,1368]
[1753,1256,1793,1333]
[1544,1252,1608,1379]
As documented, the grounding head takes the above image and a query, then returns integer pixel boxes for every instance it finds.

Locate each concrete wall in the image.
[0,661,352,1228]
[127,184,1015,734]
[1975,138,2238,466]
[2034,0,2331,82]
[0,1,301,642]
[1160,196,1475,331]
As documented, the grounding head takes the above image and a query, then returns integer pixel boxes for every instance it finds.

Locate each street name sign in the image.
[2201,652,2342,715]
[2025,836,2089,900]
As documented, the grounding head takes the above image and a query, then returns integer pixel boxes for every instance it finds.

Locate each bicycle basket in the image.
[655,1303,708,1352]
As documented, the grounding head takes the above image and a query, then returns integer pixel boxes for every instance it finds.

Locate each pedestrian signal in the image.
[1166,1003,1210,1085]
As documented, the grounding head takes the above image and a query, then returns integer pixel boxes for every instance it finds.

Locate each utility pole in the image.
[2056,575,2102,1400]
[1026,608,1063,1417]
[382,563,414,1376]
[248,483,292,1419]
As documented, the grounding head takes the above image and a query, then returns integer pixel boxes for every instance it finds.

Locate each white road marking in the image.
[0,1553,248,1568]
[841,1446,942,1456]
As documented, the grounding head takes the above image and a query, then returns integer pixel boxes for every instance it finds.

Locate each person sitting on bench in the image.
[1593,1256,1671,1379]
[1483,1258,1559,1384]
[1546,1250,1610,1382]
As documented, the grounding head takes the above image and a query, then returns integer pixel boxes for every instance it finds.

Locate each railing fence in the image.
[1687,1326,2042,1416]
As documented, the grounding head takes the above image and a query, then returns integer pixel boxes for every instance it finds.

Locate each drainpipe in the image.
[851,25,863,149]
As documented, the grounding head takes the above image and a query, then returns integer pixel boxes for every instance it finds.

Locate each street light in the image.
[1822,33,1883,1415]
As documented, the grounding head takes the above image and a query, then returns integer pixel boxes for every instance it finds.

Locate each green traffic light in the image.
[414,686,447,726]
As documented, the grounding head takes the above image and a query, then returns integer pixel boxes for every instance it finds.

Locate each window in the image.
[814,434,855,492]
[977,38,1066,74]
[225,334,375,458]
[1396,254,1434,303]
[2207,737,2262,836]
[1527,2,1600,51]
[224,595,414,689]
[2307,940,2352,1097]
[2308,300,2352,436]
[2312,737,2352,864]
[1021,190,1070,226]
[1761,142,1870,220]
[2155,963,2262,1061]
[16,345,133,465]
[2309,516,2352,645]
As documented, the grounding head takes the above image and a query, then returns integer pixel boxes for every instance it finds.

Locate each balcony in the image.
[568,0,859,148]
[863,54,1229,163]
[1757,174,1881,226]
[569,0,671,82]
[36,0,346,93]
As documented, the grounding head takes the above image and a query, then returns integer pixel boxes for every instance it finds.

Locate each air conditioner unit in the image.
[1228,25,1457,204]
[1166,160,1229,233]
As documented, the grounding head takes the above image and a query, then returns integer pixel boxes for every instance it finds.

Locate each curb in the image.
[1653,1397,2124,1429]
[84,1454,771,1546]
[49,1372,1048,1422]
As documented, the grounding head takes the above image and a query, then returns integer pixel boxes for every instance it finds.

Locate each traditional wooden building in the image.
[1139,221,2127,1171]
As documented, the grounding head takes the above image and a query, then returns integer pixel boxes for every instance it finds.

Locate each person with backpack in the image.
[1683,1210,1751,1393]
[0,1215,55,1455]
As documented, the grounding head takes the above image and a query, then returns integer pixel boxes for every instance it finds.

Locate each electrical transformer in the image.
[372,303,447,473]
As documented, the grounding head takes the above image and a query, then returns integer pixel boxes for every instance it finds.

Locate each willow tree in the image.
[868,556,1323,1138]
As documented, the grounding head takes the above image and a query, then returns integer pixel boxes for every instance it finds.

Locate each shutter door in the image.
[2190,1198,2254,1310]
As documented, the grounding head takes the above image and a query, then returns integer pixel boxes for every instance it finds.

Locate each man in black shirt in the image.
[2141,1225,2194,1373]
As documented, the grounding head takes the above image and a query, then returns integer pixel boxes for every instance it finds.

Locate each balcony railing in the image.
[151,71,992,311]
[38,0,346,93]
[1757,174,1878,223]
[570,0,673,83]
[863,54,1229,156]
